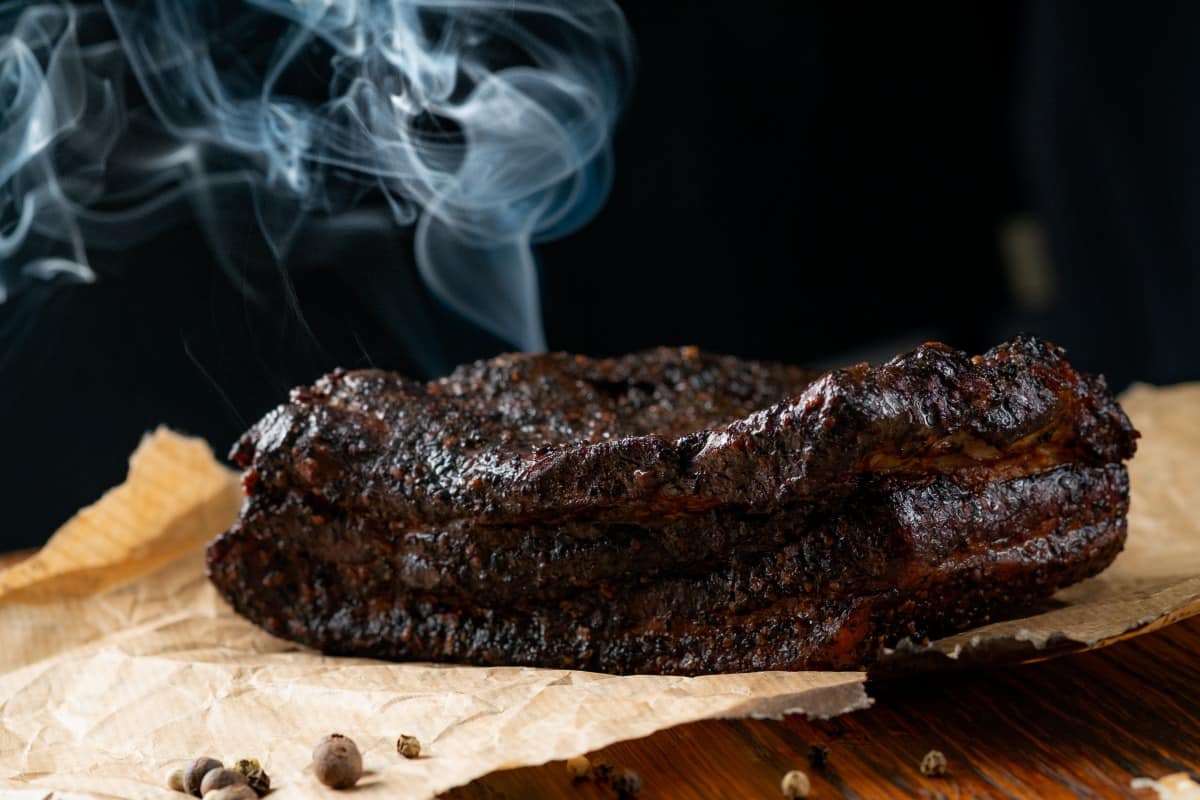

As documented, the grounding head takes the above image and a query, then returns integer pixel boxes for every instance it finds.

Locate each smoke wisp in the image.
[0,0,633,350]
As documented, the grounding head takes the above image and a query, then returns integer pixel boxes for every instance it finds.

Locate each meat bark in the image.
[207,336,1138,674]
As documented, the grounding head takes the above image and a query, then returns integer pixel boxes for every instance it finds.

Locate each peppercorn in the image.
[591,761,614,783]
[203,786,257,800]
[200,768,248,797]
[565,755,591,780]
[781,769,811,799]
[231,758,271,796]
[184,757,224,797]
[920,749,947,777]
[808,744,830,769]
[397,734,421,759]
[611,767,641,797]
[313,733,364,789]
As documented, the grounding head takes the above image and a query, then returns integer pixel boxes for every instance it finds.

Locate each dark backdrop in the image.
[3,2,1198,549]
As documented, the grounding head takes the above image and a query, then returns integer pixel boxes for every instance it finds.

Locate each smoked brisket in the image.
[206,336,1138,674]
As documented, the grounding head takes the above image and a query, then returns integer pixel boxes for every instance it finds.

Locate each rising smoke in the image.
[0,0,633,350]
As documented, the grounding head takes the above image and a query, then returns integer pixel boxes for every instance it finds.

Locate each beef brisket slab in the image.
[206,336,1138,674]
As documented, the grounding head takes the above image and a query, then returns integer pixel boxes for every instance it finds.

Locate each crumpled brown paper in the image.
[0,432,867,799]
[1,384,1198,799]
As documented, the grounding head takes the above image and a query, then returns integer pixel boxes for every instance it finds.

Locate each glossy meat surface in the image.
[229,337,1134,527]
[208,336,1138,674]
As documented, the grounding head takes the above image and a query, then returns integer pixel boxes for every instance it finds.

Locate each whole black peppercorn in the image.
[808,744,830,769]
[231,758,259,774]
[920,749,948,777]
[203,786,258,800]
[611,767,641,797]
[781,769,811,799]
[200,768,247,796]
[313,733,364,789]
[165,767,185,792]
[397,734,421,759]
[565,755,591,780]
[184,757,223,797]
[591,761,614,783]
[231,759,271,796]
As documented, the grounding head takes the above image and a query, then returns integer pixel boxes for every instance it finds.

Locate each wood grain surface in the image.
[4,549,1197,799]
[448,616,1200,799]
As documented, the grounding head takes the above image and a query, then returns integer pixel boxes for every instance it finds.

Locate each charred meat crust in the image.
[207,465,1128,673]
[208,336,1138,674]
[213,464,1127,611]
[229,336,1135,529]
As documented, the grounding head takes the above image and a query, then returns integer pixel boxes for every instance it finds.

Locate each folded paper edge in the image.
[0,427,242,604]
[871,576,1200,678]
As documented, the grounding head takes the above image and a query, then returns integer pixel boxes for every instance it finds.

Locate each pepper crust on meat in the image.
[207,336,1138,674]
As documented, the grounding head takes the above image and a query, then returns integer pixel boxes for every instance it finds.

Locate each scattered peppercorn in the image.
[565,755,591,780]
[781,769,811,799]
[200,768,248,796]
[230,759,270,796]
[591,761,614,783]
[920,749,948,777]
[313,733,364,789]
[166,767,186,793]
[231,758,260,774]
[203,785,257,800]
[397,734,422,759]
[184,757,224,797]
[807,744,830,769]
[611,767,641,797]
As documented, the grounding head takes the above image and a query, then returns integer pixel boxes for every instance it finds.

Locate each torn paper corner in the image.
[0,428,241,604]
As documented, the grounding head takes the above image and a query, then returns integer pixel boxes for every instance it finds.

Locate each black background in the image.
[3,2,1199,549]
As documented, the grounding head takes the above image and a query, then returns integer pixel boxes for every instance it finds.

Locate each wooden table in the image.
[449,617,1200,799]
[4,552,1197,798]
